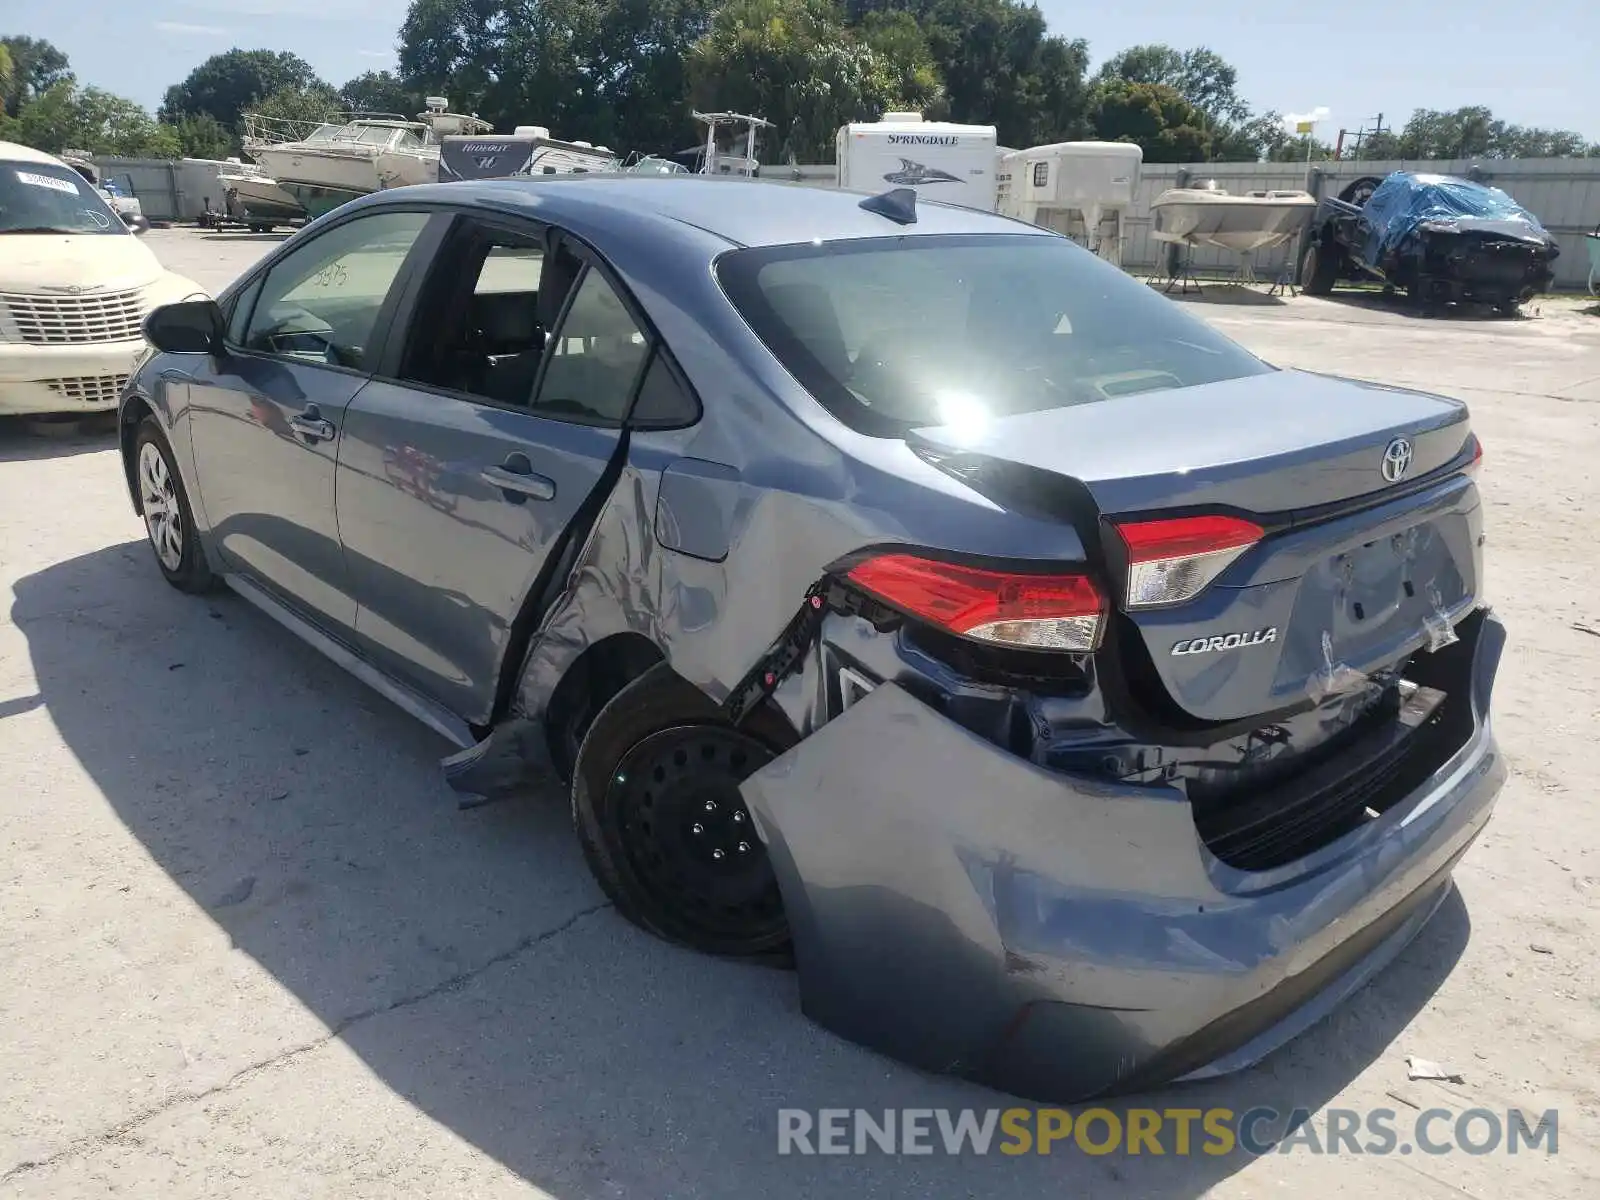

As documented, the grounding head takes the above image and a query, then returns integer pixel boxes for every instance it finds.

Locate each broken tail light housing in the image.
[845,553,1106,651]
[1115,515,1264,609]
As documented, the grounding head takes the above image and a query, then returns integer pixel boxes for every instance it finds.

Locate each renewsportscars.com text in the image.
[776,1106,1559,1157]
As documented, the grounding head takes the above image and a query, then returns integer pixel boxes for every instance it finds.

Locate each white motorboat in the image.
[245,97,492,219]
[1151,183,1319,254]
[216,162,305,227]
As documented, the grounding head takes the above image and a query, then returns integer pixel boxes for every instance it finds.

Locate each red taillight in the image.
[1465,437,1484,475]
[1114,515,1264,609]
[845,553,1105,651]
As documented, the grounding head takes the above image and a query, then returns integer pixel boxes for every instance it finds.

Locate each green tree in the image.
[0,43,13,103]
[398,0,717,152]
[398,0,506,118]
[1094,44,1248,126]
[1210,111,1293,162]
[160,49,327,132]
[9,81,178,156]
[1348,107,1597,161]
[163,112,235,159]
[848,0,1090,147]
[588,0,718,151]
[1088,78,1209,162]
[856,10,947,120]
[2,35,72,117]
[687,0,929,162]
[1268,134,1335,162]
[250,83,344,132]
[340,69,422,116]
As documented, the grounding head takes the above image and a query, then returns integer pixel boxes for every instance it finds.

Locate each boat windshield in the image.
[301,124,344,144]
[394,129,428,151]
[329,124,405,147]
[628,156,689,175]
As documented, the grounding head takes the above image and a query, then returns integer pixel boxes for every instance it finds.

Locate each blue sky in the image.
[9,0,1598,141]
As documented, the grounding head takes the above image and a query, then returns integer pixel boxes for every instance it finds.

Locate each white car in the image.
[0,140,205,417]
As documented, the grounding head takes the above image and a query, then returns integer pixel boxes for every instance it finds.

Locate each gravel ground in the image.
[1,228,1596,1198]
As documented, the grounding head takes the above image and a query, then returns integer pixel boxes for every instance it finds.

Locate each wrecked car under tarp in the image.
[1302,171,1559,310]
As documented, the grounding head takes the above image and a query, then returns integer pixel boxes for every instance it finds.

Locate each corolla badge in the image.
[1171,628,1279,656]
[881,158,962,186]
[1381,437,1414,482]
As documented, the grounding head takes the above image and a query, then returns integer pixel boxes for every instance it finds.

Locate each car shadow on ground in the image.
[1317,289,1524,322]
[0,418,118,463]
[197,232,292,244]
[12,541,1472,1198]
[1153,282,1288,308]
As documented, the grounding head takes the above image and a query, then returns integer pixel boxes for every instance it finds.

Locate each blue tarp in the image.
[1360,172,1551,265]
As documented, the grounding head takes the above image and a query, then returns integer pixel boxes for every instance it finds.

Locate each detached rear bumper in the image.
[741,611,1505,1102]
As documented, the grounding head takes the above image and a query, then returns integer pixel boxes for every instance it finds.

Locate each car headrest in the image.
[763,282,850,381]
[475,291,541,350]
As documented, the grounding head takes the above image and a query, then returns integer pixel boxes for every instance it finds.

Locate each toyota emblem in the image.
[1381,437,1414,483]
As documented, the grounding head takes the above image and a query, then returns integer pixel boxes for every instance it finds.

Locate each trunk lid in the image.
[909,369,1482,723]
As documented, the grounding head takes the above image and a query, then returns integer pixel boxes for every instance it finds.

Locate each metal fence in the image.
[84,156,239,223]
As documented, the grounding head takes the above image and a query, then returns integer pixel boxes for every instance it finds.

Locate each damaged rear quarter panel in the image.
[508,216,1089,723]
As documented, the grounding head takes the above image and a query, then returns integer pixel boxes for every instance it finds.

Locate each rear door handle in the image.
[481,453,555,502]
[289,404,335,442]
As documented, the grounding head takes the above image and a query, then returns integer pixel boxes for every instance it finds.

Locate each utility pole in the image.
[1350,113,1385,162]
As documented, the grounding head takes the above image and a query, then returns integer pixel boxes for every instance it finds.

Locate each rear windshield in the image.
[716,233,1273,436]
[0,160,125,236]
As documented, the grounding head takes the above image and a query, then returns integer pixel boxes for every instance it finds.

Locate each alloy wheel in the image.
[138,440,184,572]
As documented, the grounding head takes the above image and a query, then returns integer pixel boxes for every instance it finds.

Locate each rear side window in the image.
[532,267,649,425]
[715,233,1274,437]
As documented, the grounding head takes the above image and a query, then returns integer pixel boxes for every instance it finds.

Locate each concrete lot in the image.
[2,227,1598,1198]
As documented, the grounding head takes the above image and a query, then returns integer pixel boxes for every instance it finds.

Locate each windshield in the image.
[0,160,125,235]
[716,233,1273,436]
[331,124,404,147]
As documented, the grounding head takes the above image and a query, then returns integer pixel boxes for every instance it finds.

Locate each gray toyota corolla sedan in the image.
[119,176,1504,1102]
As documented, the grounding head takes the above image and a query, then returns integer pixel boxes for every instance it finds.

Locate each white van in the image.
[0,140,205,416]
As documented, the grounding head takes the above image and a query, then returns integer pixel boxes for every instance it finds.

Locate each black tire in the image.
[133,417,217,593]
[1339,176,1383,208]
[1301,240,1340,296]
[571,663,795,957]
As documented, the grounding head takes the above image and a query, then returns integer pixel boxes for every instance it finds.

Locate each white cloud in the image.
[1284,106,1331,132]
[154,20,229,35]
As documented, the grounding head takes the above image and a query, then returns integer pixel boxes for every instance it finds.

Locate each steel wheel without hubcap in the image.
[138,440,184,571]
[609,725,785,945]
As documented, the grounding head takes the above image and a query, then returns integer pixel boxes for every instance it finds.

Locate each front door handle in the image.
[481,453,556,502]
[289,404,336,442]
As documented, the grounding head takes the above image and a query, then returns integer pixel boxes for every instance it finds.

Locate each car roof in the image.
[363,175,1052,249]
[0,140,70,167]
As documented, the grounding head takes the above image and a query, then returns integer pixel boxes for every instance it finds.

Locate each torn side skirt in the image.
[441,717,558,806]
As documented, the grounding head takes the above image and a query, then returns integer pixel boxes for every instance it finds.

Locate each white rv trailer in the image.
[437,126,619,183]
[997,141,1143,264]
[836,112,998,211]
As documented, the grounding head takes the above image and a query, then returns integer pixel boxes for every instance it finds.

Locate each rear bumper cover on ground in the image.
[741,612,1505,1101]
